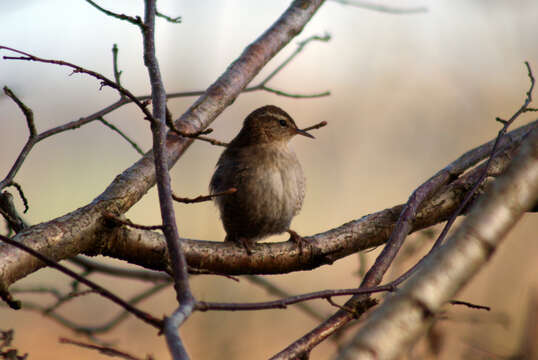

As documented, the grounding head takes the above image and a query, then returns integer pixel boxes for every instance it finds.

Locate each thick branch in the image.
[338,127,538,360]
[0,30,328,192]
[0,234,162,329]
[0,0,326,293]
[95,121,533,274]
[272,63,536,359]
[0,120,533,296]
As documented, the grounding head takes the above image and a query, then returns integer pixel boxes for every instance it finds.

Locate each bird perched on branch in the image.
[210,105,314,254]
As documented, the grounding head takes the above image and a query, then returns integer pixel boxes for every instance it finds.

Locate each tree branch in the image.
[85,0,143,27]
[96,120,533,277]
[141,1,193,358]
[1,29,329,189]
[271,62,536,359]
[0,46,155,122]
[331,0,427,14]
[0,234,162,330]
[337,126,538,360]
[3,86,36,138]
[382,61,536,290]
[98,117,145,155]
[0,120,532,301]
[13,281,170,338]
[172,188,237,204]
[69,256,170,282]
[60,337,148,360]
[0,0,327,295]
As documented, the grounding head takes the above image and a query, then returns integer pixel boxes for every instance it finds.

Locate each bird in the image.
[209,105,314,254]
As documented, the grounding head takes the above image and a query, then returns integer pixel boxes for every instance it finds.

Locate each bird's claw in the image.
[239,237,253,255]
[287,229,308,254]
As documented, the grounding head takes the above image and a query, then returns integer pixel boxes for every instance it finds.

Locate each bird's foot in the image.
[238,237,253,255]
[225,235,254,255]
[287,229,308,254]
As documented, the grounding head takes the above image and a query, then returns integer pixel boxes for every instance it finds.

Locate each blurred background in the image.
[1,0,538,359]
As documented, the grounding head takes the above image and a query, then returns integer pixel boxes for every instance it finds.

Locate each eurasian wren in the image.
[209,105,314,253]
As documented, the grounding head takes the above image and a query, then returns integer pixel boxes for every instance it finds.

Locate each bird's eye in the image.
[279,119,287,127]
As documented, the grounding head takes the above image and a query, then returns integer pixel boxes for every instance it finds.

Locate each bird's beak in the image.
[295,128,315,139]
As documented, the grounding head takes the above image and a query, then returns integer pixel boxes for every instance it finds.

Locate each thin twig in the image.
[327,62,535,360]
[85,0,143,26]
[0,87,39,191]
[10,286,62,301]
[335,128,538,360]
[388,61,536,288]
[325,297,359,316]
[0,31,329,191]
[245,275,327,322]
[87,123,532,278]
[103,213,163,231]
[70,255,237,281]
[302,120,327,132]
[0,234,163,329]
[246,33,332,99]
[261,86,330,98]
[270,63,536,360]
[166,110,226,147]
[3,86,36,138]
[147,32,332,102]
[98,117,145,155]
[172,188,237,204]
[60,337,149,360]
[141,2,194,359]
[111,44,124,93]
[0,30,330,189]
[169,127,228,146]
[69,256,170,282]
[0,46,155,123]
[156,11,181,23]
[331,0,427,14]
[0,0,327,312]
[44,290,95,314]
[196,285,393,312]
[6,182,28,214]
[450,300,490,311]
[168,120,327,149]
[164,31,331,101]
[433,62,534,248]
[0,90,150,191]
[0,187,27,234]
[189,135,228,147]
[265,34,330,86]
[11,282,171,338]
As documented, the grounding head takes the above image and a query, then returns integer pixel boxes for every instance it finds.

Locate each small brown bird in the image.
[210,105,314,253]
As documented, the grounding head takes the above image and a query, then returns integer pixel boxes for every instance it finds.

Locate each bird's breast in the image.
[250,146,306,218]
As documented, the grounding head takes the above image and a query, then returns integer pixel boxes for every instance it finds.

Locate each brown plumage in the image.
[209,105,314,252]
